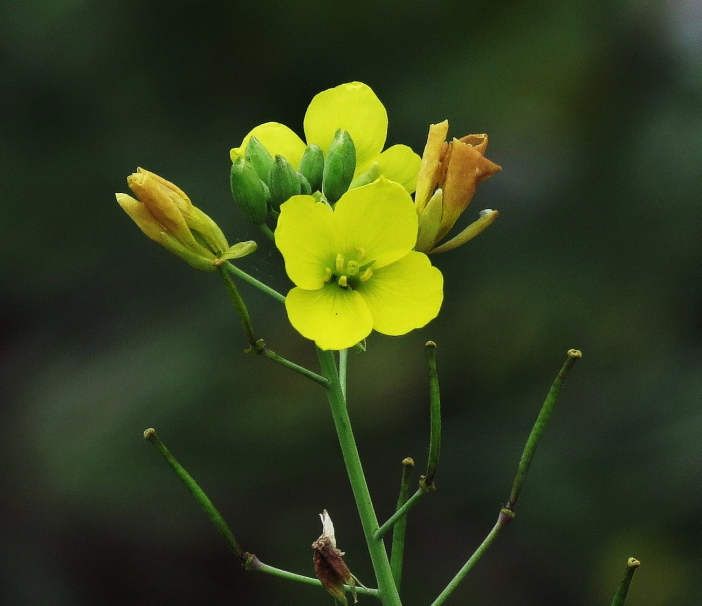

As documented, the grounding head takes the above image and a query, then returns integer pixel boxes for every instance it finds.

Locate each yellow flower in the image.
[414,121,502,254]
[275,178,443,350]
[231,82,421,194]
[116,168,256,271]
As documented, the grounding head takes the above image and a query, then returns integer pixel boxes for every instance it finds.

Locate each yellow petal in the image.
[285,285,373,350]
[376,144,421,193]
[357,251,443,335]
[116,193,163,243]
[230,122,306,169]
[304,82,387,173]
[333,178,417,269]
[275,195,337,290]
[415,121,449,212]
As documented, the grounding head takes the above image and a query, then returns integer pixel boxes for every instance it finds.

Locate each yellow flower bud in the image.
[414,121,502,253]
[117,168,256,271]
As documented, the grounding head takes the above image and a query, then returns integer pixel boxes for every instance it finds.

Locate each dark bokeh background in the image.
[2,1,701,604]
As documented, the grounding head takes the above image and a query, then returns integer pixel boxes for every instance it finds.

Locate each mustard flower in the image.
[275,178,443,350]
[414,121,502,254]
[230,82,421,194]
[116,168,256,271]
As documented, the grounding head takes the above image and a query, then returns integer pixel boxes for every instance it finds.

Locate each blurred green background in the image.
[2,0,701,604]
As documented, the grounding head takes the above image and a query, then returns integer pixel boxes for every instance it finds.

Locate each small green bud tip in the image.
[627,558,641,568]
[425,341,437,349]
[230,159,270,224]
[268,155,301,209]
[143,428,156,439]
[245,136,275,181]
[402,457,415,467]
[322,129,356,203]
[299,144,324,192]
[568,349,582,359]
[500,507,516,519]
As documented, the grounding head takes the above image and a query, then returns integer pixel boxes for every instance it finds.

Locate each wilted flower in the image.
[275,178,443,350]
[117,168,256,270]
[414,121,502,254]
[312,510,358,605]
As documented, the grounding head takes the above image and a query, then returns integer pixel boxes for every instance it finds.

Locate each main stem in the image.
[317,349,401,606]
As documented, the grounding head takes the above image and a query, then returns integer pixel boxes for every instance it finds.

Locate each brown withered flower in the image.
[312,510,358,604]
[414,121,502,254]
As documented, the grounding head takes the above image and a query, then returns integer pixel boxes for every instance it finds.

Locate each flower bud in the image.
[414,121,501,253]
[299,144,324,192]
[244,136,275,182]
[117,168,256,271]
[322,129,356,203]
[230,158,270,224]
[268,155,301,210]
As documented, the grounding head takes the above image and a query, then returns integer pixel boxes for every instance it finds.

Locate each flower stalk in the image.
[143,428,245,561]
[316,348,401,606]
[609,557,641,606]
[431,349,582,603]
[390,458,415,591]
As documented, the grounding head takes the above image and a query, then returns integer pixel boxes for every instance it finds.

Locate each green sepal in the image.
[349,161,379,190]
[268,155,301,209]
[322,129,356,203]
[230,158,270,224]
[219,240,258,260]
[160,232,217,271]
[244,136,275,182]
[299,144,324,192]
[298,172,312,195]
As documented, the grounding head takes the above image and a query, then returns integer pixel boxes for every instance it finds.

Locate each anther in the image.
[337,275,348,288]
[323,267,333,282]
[359,267,373,281]
[335,254,345,274]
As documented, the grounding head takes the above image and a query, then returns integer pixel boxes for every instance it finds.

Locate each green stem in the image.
[429,512,509,606]
[507,349,582,509]
[430,349,582,604]
[217,264,257,346]
[143,428,245,561]
[425,341,441,487]
[610,558,641,606]
[390,457,414,591]
[259,223,276,242]
[375,488,426,539]
[224,261,286,304]
[316,348,401,606]
[248,555,379,597]
[338,348,348,399]
[259,348,329,387]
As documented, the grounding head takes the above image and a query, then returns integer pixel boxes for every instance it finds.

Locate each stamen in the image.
[346,260,359,276]
[335,254,345,274]
[359,267,373,281]
[323,267,333,282]
[337,275,348,288]
[355,247,366,260]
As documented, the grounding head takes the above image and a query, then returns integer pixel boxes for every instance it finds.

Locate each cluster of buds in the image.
[116,168,256,271]
[230,129,357,227]
[414,120,502,254]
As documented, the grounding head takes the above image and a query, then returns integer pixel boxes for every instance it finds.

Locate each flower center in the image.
[325,249,374,289]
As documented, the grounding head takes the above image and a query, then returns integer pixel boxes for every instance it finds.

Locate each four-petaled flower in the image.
[275,178,444,350]
[231,82,421,194]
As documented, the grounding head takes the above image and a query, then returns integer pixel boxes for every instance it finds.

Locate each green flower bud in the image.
[268,155,301,209]
[298,172,312,195]
[244,136,275,182]
[299,144,324,192]
[322,129,356,203]
[230,158,270,224]
[349,161,379,190]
